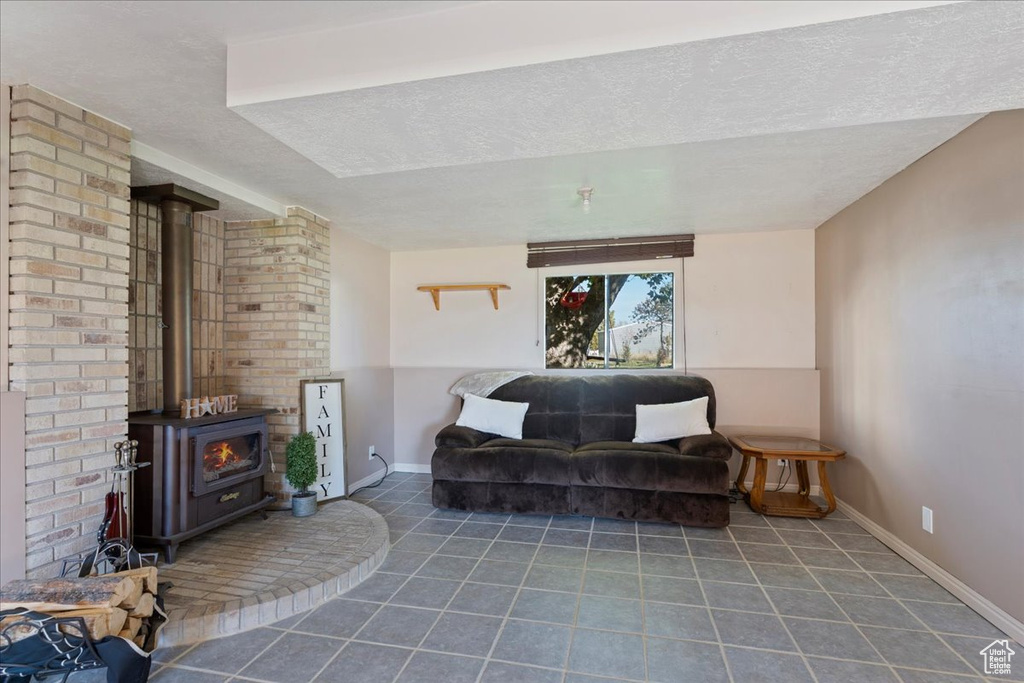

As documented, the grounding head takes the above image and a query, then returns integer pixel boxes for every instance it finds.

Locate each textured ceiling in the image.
[233,3,1023,179]
[131,158,277,222]
[1,1,1021,250]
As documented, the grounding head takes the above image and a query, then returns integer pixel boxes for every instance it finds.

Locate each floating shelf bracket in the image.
[417,284,511,311]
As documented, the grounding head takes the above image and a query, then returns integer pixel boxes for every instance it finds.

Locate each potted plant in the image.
[286,431,318,517]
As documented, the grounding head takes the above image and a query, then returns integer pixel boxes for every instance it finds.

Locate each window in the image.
[544,272,674,369]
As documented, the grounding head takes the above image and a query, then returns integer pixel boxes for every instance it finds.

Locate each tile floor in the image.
[137,472,1020,682]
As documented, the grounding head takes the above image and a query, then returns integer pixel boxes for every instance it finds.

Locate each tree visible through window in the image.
[545,273,673,369]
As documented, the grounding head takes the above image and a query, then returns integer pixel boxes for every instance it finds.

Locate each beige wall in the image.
[0,391,26,583]
[329,228,395,486]
[816,111,1024,622]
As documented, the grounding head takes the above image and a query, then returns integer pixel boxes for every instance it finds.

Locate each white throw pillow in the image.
[633,397,711,443]
[456,393,530,440]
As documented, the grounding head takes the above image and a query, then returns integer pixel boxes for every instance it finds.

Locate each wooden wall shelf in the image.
[417,284,511,310]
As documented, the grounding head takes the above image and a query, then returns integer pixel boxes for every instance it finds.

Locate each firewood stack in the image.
[0,567,160,649]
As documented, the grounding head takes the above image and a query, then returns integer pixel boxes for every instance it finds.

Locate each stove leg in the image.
[164,544,177,564]
[260,510,268,520]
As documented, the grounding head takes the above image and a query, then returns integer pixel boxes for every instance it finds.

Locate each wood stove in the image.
[129,410,275,563]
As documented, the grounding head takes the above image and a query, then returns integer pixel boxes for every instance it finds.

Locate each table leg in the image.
[749,458,768,513]
[818,460,837,515]
[796,460,810,496]
[735,453,751,495]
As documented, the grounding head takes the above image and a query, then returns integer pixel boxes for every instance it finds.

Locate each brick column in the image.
[7,85,131,576]
[224,207,330,503]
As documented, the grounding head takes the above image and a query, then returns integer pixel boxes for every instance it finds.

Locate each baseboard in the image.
[393,463,431,474]
[837,498,1024,645]
[347,467,388,494]
[739,481,820,496]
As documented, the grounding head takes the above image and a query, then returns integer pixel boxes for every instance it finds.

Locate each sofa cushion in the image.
[569,449,728,495]
[432,446,571,486]
[576,440,678,455]
[485,438,574,452]
[678,432,733,461]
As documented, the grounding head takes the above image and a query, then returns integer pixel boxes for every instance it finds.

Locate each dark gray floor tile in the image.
[379,550,429,575]
[647,637,728,683]
[765,587,847,621]
[174,627,280,673]
[637,521,684,536]
[415,554,479,581]
[593,518,638,534]
[150,644,192,664]
[940,634,1024,681]
[365,500,399,515]
[731,526,784,544]
[583,569,641,599]
[644,602,717,641]
[412,518,464,536]
[861,627,973,673]
[534,545,588,568]
[314,642,411,682]
[542,528,591,547]
[586,549,640,573]
[903,601,1007,638]
[724,646,814,682]
[694,557,756,584]
[807,657,899,683]
[685,526,733,541]
[511,588,579,624]
[293,598,381,638]
[481,662,564,683]
[492,620,572,669]
[469,511,512,524]
[239,632,342,683]
[639,535,689,556]
[567,628,646,680]
[375,490,416,503]
[729,511,771,528]
[812,568,889,597]
[549,516,593,530]
[524,564,583,592]
[389,510,431,525]
[784,616,882,661]
[576,595,643,633]
[814,518,871,535]
[791,546,860,570]
[269,609,309,630]
[848,552,921,575]
[589,532,638,552]
[828,533,892,553]
[497,525,546,544]
[702,580,773,612]
[485,540,539,564]
[438,537,493,558]
[507,514,552,528]
[738,542,800,564]
[894,668,984,682]
[768,516,818,530]
[392,533,447,554]
[689,539,743,561]
[430,508,473,521]
[751,562,819,589]
[640,553,696,578]
[712,609,796,651]
[390,577,461,609]
[778,529,837,549]
[356,605,441,647]
[831,593,926,629]
[469,559,530,586]
[448,582,518,617]
[454,522,502,540]
[409,492,434,505]
[421,612,504,657]
[643,575,705,606]
[871,574,957,603]
[150,669,229,683]
[343,571,408,603]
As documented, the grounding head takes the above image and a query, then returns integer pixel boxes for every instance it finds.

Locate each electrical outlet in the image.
[778,459,789,469]
[922,506,933,534]
[368,445,375,461]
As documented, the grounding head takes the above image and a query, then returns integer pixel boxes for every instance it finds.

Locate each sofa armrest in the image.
[435,423,494,449]
[677,431,733,460]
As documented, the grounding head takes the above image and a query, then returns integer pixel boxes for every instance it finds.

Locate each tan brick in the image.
[108,166,130,185]
[21,260,81,280]
[11,152,83,184]
[8,294,79,312]
[11,134,57,160]
[55,180,107,207]
[11,119,83,152]
[83,110,130,141]
[81,300,128,317]
[54,280,106,299]
[26,460,82,484]
[10,169,56,193]
[10,187,81,216]
[83,142,129,171]
[8,312,55,328]
[85,173,128,198]
[54,347,107,363]
[13,85,84,119]
[8,276,54,294]
[11,100,57,126]
[57,114,107,146]
[9,206,56,228]
[82,204,128,228]
[81,422,127,440]
[53,409,108,428]
[55,148,107,176]
[24,429,81,450]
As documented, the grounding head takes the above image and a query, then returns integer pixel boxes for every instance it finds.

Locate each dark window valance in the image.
[527,234,694,268]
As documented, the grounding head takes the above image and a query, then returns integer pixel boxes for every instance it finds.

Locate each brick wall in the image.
[224,208,331,503]
[7,85,131,577]
[128,200,225,412]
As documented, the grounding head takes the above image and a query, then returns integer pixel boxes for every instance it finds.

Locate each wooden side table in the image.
[730,435,846,518]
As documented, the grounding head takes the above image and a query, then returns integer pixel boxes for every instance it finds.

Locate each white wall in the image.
[389,230,818,466]
[329,228,395,487]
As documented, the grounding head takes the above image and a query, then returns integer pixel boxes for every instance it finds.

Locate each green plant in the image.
[285,431,317,495]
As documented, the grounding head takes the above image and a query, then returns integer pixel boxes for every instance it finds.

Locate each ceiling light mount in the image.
[577,186,593,213]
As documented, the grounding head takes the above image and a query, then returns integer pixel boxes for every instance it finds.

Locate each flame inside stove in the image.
[205,441,239,471]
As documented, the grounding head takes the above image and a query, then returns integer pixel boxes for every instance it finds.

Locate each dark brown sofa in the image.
[431,374,731,527]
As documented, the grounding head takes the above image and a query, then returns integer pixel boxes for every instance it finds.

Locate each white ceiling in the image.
[2,1,1022,250]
